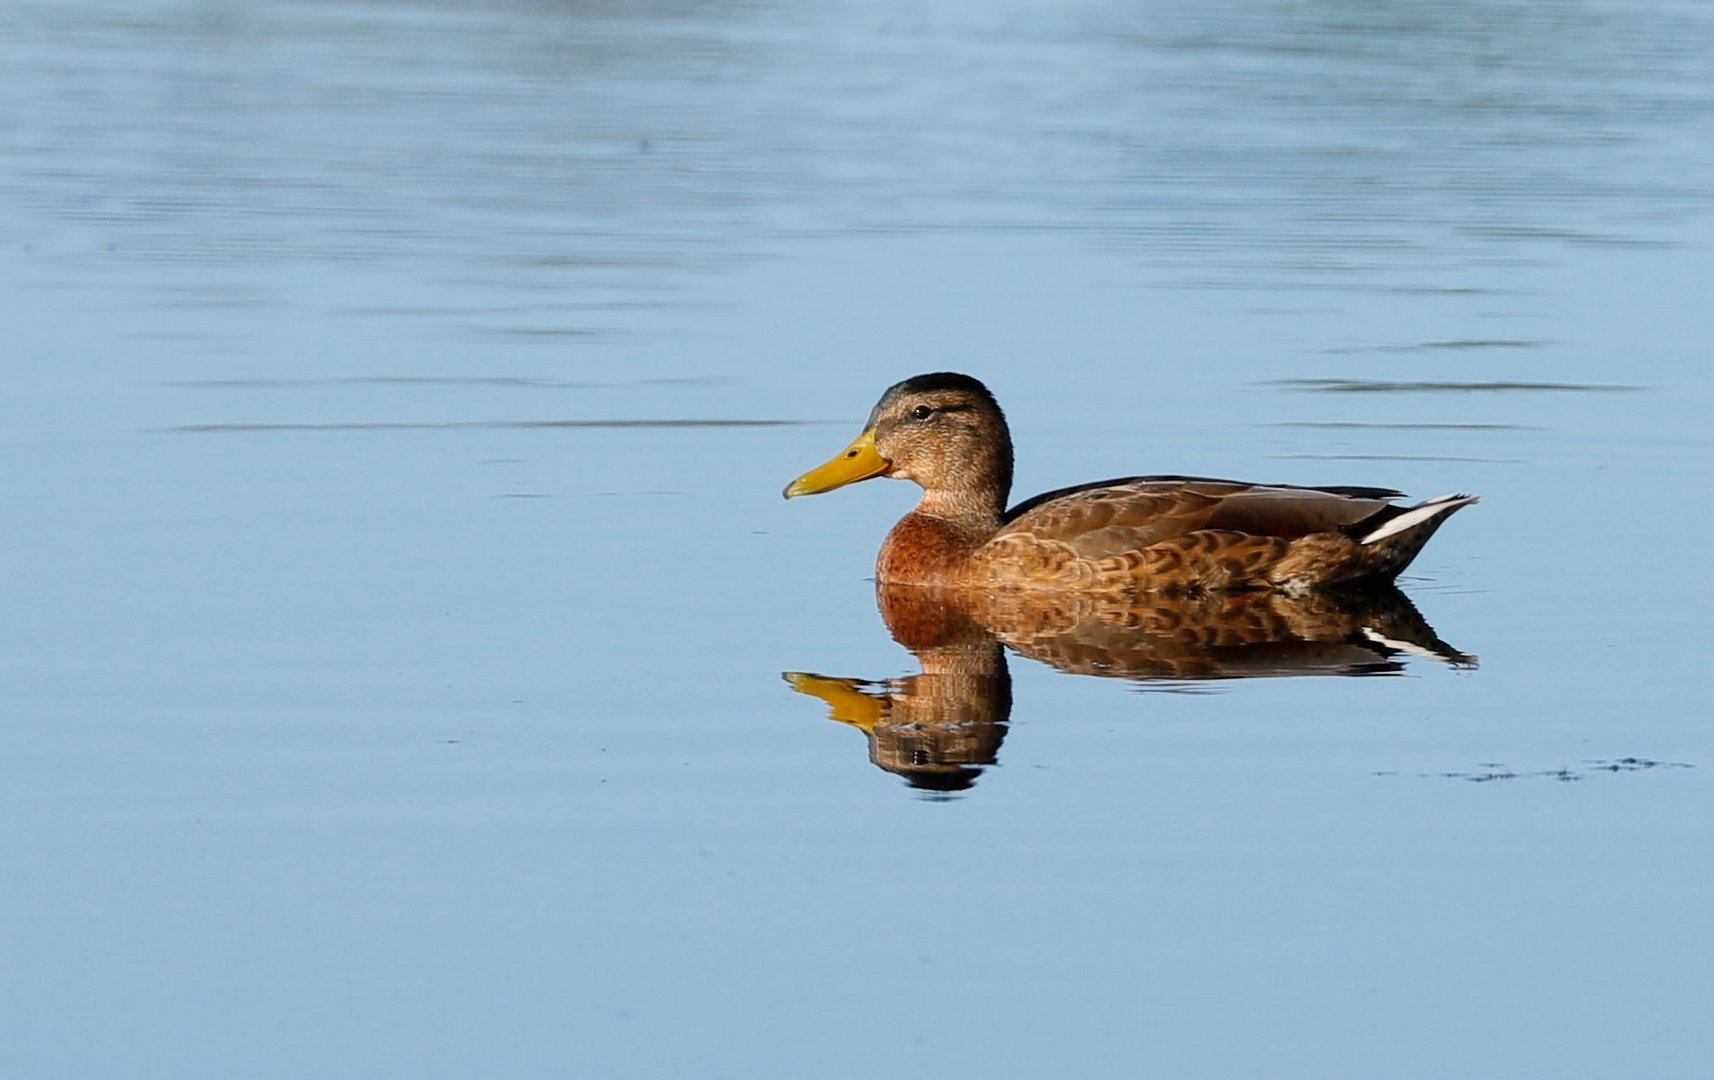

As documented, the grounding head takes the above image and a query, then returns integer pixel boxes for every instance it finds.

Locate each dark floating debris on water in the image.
[1585,756,1694,773]
[1380,757,1693,783]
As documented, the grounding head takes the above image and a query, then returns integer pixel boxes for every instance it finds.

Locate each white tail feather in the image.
[1361,493,1479,545]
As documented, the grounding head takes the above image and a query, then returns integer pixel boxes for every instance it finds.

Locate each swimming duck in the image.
[783,372,1476,594]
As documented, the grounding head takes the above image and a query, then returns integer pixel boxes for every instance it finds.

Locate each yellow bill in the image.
[782,428,891,498]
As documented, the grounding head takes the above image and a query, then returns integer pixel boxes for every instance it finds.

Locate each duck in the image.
[783,372,1476,594]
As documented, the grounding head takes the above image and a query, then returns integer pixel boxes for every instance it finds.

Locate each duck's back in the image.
[976,476,1460,593]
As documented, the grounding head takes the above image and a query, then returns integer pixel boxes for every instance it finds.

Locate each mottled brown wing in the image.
[1195,482,1397,537]
[995,477,1397,560]
[995,480,1222,558]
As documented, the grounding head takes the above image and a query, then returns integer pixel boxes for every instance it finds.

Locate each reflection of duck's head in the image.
[786,584,1015,796]
[871,663,1011,793]
[785,668,1012,795]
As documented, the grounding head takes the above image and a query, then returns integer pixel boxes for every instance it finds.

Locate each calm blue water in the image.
[4,0,1714,1076]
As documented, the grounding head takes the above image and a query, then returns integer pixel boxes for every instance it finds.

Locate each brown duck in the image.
[783,373,1476,594]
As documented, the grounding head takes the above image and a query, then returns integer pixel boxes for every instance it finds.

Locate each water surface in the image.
[4,0,1713,1076]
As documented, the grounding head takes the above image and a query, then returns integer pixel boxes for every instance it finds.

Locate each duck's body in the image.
[889,475,1474,593]
[785,373,1475,595]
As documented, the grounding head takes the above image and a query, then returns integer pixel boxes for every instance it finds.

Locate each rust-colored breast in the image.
[877,513,990,586]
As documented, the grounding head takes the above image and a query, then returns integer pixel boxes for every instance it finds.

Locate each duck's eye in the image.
[911,404,935,420]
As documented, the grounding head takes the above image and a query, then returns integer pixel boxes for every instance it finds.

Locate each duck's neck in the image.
[915,486,1005,528]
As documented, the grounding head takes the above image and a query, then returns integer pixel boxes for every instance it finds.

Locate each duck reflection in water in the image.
[785,584,1473,795]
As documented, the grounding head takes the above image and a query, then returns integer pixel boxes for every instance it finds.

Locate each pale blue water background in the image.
[4,0,1713,1076]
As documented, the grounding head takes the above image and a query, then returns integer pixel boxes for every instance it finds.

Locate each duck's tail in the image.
[1355,493,1479,578]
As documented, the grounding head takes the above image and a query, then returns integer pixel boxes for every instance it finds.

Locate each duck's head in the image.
[783,372,1013,518]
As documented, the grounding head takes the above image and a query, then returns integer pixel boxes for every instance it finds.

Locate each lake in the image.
[4,0,1713,1076]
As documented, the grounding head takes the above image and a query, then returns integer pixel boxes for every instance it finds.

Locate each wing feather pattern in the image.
[997,476,1397,561]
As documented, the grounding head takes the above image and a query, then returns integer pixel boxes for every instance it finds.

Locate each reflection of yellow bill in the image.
[782,429,890,498]
[782,672,886,733]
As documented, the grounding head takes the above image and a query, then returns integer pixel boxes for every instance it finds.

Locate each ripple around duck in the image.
[161,375,726,390]
[1269,453,1521,464]
[1320,339,1545,354]
[1268,421,1537,430]
[1264,378,1644,393]
[1381,758,1694,783]
[159,418,817,433]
